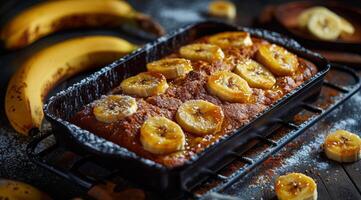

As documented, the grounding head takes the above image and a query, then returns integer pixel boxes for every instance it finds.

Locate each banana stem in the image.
[133,13,165,36]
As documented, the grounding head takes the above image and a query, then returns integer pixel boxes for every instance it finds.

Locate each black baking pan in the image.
[43,21,330,198]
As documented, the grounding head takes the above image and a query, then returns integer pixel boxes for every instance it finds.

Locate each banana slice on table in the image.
[0,179,51,200]
[93,95,137,123]
[208,32,253,48]
[176,100,224,136]
[323,130,361,163]
[208,0,236,20]
[120,72,168,97]
[140,116,185,155]
[256,44,298,76]
[207,71,252,103]
[275,173,317,200]
[146,58,193,79]
[307,11,341,41]
[234,58,276,89]
[179,43,225,62]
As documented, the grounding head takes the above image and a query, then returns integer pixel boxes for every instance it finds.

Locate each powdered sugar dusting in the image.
[160,9,202,22]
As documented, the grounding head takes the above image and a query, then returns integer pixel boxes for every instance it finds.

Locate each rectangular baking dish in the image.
[44,21,330,198]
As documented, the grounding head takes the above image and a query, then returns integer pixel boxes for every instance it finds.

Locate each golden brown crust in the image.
[70,34,318,168]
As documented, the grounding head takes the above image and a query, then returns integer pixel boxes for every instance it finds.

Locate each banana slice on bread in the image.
[147,58,193,79]
[234,58,276,89]
[275,173,317,200]
[323,130,361,163]
[93,95,137,123]
[120,72,168,97]
[207,71,252,103]
[180,43,225,62]
[208,32,253,48]
[140,116,185,155]
[257,44,298,76]
[176,100,224,136]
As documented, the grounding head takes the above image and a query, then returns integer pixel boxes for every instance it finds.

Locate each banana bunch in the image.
[0,179,51,200]
[298,6,354,41]
[257,44,298,76]
[146,58,193,79]
[5,36,137,135]
[1,0,164,49]
[275,173,317,200]
[208,32,253,48]
[176,100,224,136]
[179,43,225,62]
[207,71,252,103]
[234,58,276,89]
[208,0,237,20]
[120,72,169,97]
[323,130,361,163]
[140,116,185,154]
[93,95,138,123]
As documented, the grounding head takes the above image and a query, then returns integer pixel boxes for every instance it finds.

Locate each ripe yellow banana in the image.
[140,116,185,155]
[0,179,51,200]
[120,72,169,97]
[324,130,361,163]
[1,0,164,49]
[176,100,224,136]
[93,95,138,123]
[234,58,276,89]
[256,44,298,76]
[208,0,237,20]
[179,43,225,62]
[146,58,193,79]
[275,173,317,200]
[5,36,137,135]
[208,32,253,48]
[207,71,252,103]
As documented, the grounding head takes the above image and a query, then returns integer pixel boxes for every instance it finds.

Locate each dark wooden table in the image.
[0,0,360,199]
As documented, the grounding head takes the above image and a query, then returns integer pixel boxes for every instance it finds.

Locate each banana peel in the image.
[1,0,164,49]
[5,35,137,135]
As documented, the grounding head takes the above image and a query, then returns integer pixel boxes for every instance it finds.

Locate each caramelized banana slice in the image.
[234,58,276,89]
[208,32,252,48]
[208,0,236,20]
[307,11,341,41]
[120,72,168,97]
[176,100,224,136]
[140,116,185,155]
[147,58,193,79]
[179,43,225,62]
[256,44,298,76]
[93,95,137,123]
[324,130,361,163]
[207,71,252,103]
[275,173,317,200]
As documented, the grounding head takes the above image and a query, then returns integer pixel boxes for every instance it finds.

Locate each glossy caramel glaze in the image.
[70,35,317,168]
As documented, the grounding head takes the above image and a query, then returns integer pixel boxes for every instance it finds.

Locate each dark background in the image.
[0,0,361,199]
